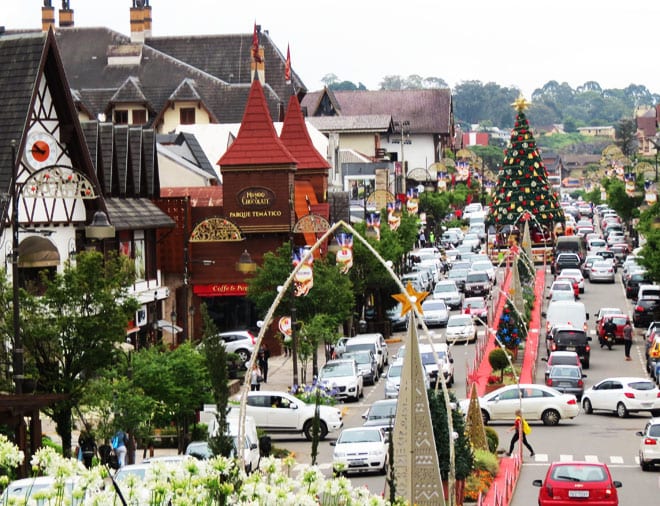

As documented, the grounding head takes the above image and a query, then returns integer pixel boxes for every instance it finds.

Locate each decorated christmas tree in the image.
[487,97,564,232]
[495,300,527,351]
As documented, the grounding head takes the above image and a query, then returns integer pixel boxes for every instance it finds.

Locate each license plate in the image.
[349,460,366,467]
[569,490,589,498]
[559,382,573,387]
[565,346,576,351]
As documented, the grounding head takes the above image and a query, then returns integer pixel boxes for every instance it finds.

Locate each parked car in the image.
[0,477,84,504]
[432,279,462,309]
[633,298,660,328]
[462,296,488,325]
[542,351,582,380]
[624,270,650,299]
[331,427,389,476]
[343,333,388,372]
[545,365,586,400]
[445,313,477,343]
[318,359,364,401]
[582,377,660,418]
[386,302,408,331]
[419,299,450,328]
[459,383,580,426]
[396,343,454,387]
[245,390,343,440]
[212,330,257,362]
[463,270,492,298]
[637,417,660,471]
[588,259,616,283]
[532,461,621,505]
[342,350,378,385]
[362,398,397,431]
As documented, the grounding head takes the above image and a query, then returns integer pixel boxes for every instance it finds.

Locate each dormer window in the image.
[114,109,129,124]
[180,107,195,125]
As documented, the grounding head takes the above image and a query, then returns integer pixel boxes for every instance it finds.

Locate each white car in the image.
[246,390,343,440]
[362,399,397,431]
[331,427,389,475]
[559,268,585,293]
[318,359,364,401]
[397,343,454,387]
[0,477,83,504]
[384,358,429,398]
[582,377,660,418]
[419,299,450,327]
[445,314,477,343]
[637,417,660,471]
[432,279,462,309]
[547,280,575,301]
[458,383,580,426]
[470,260,496,283]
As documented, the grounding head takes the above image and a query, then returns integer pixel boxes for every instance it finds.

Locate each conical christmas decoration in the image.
[522,221,534,265]
[465,383,489,452]
[388,285,444,505]
[487,97,564,230]
[510,256,525,317]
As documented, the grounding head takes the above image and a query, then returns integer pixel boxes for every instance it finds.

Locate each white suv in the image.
[318,359,364,401]
[214,330,256,362]
[246,390,343,440]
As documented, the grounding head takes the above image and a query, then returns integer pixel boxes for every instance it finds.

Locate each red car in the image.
[596,314,630,342]
[533,461,622,505]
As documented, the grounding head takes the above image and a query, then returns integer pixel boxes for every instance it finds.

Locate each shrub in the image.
[464,468,495,502]
[484,426,499,453]
[290,381,337,406]
[488,347,511,382]
[472,448,499,475]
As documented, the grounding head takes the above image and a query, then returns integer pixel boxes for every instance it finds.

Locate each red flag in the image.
[285,44,291,83]
[252,22,262,63]
[466,170,472,188]
[466,193,473,205]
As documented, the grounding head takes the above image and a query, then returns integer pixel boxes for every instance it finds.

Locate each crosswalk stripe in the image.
[609,456,624,464]
[559,454,573,461]
[584,455,599,463]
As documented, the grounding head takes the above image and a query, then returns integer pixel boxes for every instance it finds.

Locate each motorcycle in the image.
[601,331,615,350]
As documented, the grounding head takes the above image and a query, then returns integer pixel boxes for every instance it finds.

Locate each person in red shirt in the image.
[507,409,535,457]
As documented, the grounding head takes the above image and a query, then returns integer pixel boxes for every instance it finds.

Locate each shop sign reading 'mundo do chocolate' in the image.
[229,187,283,219]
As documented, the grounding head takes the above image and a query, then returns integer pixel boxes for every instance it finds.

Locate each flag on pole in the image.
[335,233,353,274]
[252,22,262,63]
[292,247,313,296]
[285,44,291,83]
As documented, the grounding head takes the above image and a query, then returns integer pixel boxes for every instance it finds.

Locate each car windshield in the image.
[551,464,606,482]
[367,403,397,420]
[464,299,485,309]
[448,269,469,279]
[434,284,456,293]
[338,429,382,444]
[550,355,578,366]
[344,352,370,365]
[321,362,354,377]
[423,301,447,311]
[467,273,489,282]
[550,366,581,378]
[449,316,473,327]
[421,351,446,365]
[388,365,402,378]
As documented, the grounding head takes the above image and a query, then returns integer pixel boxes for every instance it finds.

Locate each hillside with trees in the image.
[321,74,660,132]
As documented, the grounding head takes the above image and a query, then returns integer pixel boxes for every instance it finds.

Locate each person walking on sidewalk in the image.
[250,363,263,391]
[623,319,633,361]
[257,344,270,383]
[507,409,534,457]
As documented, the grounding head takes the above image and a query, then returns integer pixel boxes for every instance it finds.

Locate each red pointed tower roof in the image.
[217,78,297,167]
[280,95,330,170]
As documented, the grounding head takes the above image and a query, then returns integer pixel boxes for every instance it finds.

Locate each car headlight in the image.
[334,450,346,458]
[369,449,385,456]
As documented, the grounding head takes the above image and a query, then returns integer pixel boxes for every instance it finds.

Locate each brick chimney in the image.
[59,4,74,28]
[143,4,152,38]
[42,5,55,32]
[130,5,145,42]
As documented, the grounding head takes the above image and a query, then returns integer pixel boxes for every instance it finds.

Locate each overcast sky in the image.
[6,1,660,98]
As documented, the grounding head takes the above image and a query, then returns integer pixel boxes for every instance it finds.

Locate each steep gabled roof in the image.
[280,96,330,170]
[301,89,452,135]
[307,114,393,133]
[218,78,297,167]
[110,76,149,104]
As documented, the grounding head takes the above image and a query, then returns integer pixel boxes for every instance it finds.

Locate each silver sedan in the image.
[588,259,616,283]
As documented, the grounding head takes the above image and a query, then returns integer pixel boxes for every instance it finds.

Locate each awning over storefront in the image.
[157,319,183,333]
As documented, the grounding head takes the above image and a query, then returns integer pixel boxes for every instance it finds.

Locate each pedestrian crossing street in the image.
[520,453,642,467]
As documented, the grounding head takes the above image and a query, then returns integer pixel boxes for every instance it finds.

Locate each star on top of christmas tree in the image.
[511,96,531,112]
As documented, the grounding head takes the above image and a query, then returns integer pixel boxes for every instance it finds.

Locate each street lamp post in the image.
[650,136,660,182]
[10,140,23,395]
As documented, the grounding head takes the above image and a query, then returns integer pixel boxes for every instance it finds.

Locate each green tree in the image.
[603,176,644,225]
[614,118,638,157]
[21,251,139,457]
[428,389,473,481]
[200,303,234,458]
[132,342,211,453]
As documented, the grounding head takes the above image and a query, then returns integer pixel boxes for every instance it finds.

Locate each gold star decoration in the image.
[392,282,429,316]
[511,96,531,112]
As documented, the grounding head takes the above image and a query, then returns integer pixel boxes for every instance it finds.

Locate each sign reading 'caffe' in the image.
[237,187,275,210]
